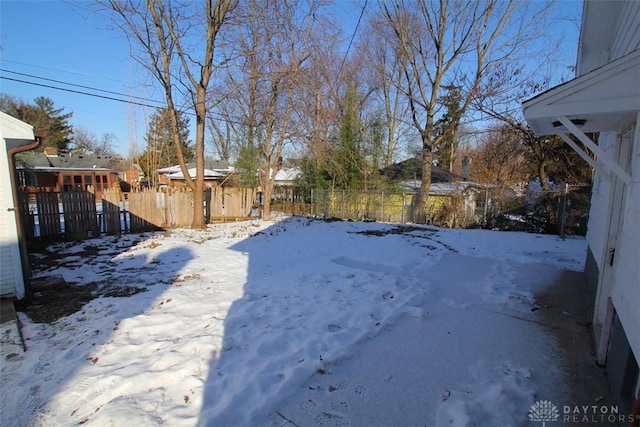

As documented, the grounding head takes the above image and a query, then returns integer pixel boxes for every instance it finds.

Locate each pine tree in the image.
[0,95,73,151]
[434,85,463,173]
[332,83,365,190]
[139,108,192,185]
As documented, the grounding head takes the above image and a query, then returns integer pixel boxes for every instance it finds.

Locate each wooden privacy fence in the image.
[19,186,257,241]
[103,188,195,231]
[207,187,255,220]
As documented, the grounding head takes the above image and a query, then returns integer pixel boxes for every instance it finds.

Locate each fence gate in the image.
[36,190,62,238]
[62,191,99,240]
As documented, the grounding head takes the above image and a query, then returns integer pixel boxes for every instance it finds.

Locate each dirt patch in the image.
[15,276,98,324]
[351,225,438,236]
[20,236,148,324]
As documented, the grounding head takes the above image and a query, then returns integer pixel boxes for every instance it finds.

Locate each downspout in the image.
[7,130,43,301]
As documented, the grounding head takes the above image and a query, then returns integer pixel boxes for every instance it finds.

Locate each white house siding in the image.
[585,133,618,270]
[612,1,640,60]
[609,117,640,365]
[0,143,25,298]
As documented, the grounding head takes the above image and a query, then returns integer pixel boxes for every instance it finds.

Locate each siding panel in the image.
[612,1,640,59]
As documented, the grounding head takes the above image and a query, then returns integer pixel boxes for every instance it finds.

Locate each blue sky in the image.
[0,0,582,157]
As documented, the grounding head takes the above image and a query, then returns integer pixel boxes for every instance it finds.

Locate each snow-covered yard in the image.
[1,217,595,426]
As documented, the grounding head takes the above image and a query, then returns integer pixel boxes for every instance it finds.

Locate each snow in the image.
[0,217,588,426]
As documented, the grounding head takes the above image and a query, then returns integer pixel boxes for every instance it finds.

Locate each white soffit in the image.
[523,49,640,135]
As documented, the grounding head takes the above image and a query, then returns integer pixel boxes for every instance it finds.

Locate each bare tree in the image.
[72,126,117,156]
[207,110,234,161]
[102,0,236,228]
[359,14,412,167]
[469,125,527,186]
[229,0,328,219]
[380,0,549,222]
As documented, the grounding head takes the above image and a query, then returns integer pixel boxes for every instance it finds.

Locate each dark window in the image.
[63,175,73,191]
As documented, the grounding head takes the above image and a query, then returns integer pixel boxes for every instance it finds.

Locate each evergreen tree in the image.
[235,141,260,188]
[332,83,365,189]
[139,108,192,185]
[0,94,73,151]
[434,85,463,173]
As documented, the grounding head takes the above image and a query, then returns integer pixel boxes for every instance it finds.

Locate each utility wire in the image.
[1,68,159,104]
[332,0,368,94]
[0,75,247,125]
[1,59,128,83]
[0,76,164,109]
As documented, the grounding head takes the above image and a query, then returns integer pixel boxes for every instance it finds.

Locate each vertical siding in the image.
[0,142,23,298]
[610,116,640,365]
[612,1,640,60]
[585,132,617,268]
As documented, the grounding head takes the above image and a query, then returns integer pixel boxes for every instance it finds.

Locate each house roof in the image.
[399,180,487,194]
[274,167,302,182]
[166,168,226,180]
[157,159,232,174]
[522,48,640,135]
[15,151,120,171]
[381,158,459,183]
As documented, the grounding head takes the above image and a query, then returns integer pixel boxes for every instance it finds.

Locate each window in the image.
[63,175,73,191]
[85,175,93,191]
[73,175,82,189]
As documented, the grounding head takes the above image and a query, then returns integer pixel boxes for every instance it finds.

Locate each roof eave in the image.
[523,49,640,136]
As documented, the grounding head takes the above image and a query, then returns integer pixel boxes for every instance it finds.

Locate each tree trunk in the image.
[191,91,207,229]
[416,140,432,224]
[262,177,273,220]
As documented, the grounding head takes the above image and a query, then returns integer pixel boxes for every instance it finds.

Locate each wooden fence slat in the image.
[22,186,255,242]
[62,190,99,240]
[102,188,123,234]
[37,190,61,237]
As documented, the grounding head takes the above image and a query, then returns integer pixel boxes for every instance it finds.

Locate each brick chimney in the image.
[461,156,471,181]
[43,147,58,157]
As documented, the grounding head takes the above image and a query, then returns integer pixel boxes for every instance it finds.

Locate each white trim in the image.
[523,49,640,135]
[557,133,601,173]
[556,116,633,184]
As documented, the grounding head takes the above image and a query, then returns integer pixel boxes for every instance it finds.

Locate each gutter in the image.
[7,130,43,301]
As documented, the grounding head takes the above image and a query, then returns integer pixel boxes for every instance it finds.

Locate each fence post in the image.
[402,193,405,223]
[482,189,489,228]
[205,187,212,224]
[164,190,170,227]
[558,183,569,239]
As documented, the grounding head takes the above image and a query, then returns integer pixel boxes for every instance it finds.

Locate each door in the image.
[593,127,633,364]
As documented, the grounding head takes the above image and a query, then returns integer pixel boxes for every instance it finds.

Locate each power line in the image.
[1,59,128,84]
[332,0,368,93]
[0,69,159,104]
[0,75,248,125]
[0,76,164,109]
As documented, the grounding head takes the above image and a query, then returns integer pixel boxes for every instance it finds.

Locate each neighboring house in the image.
[273,167,302,187]
[0,112,40,299]
[523,0,639,413]
[112,160,145,190]
[165,167,227,187]
[156,159,234,187]
[16,147,119,200]
[399,180,484,227]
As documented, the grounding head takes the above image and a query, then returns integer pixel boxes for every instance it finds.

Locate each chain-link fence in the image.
[271,185,591,237]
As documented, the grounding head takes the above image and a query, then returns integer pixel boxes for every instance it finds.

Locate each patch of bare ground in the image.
[18,236,148,323]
